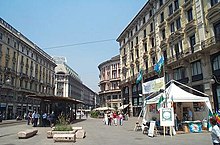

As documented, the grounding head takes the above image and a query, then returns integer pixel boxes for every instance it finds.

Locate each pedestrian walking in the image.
[118,113,123,126]
[42,112,47,127]
[210,117,220,145]
[27,112,32,125]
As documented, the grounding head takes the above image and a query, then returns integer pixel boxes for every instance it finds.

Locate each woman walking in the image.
[210,117,220,145]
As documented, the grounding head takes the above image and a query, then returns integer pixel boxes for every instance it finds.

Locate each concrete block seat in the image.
[53,133,76,142]
[76,129,86,139]
[47,130,76,138]
[17,129,38,139]
[72,126,83,130]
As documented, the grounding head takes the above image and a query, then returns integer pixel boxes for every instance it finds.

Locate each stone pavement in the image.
[0,117,212,145]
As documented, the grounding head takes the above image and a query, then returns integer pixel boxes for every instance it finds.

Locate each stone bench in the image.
[53,133,76,142]
[18,129,38,139]
[76,129,86,139]
[72,126,83,130]
[47,130,76,138]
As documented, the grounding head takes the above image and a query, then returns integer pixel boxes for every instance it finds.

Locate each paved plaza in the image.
[0,117,212,145]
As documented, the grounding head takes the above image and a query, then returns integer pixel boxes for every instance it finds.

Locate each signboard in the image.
[142,77,165,94]
[160,108,174,126]
[148,121,156,137]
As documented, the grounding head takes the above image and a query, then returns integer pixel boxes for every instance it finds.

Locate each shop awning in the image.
[118,104,129,110]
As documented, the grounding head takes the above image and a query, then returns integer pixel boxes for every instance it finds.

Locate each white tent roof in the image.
[118,104,129,110]
[93,107,115,111]
[146,83,212,111]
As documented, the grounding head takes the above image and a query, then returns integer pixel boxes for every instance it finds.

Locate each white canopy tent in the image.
[146,83,212,111]
[143,81,213,123]
[93,107,115,111]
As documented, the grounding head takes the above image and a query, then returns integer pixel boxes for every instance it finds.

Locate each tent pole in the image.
[172,79,209,97]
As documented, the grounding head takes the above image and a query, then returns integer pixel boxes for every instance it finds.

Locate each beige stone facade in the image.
[117,0,220,116]
[0,18,56,119]
[98,55,121,110]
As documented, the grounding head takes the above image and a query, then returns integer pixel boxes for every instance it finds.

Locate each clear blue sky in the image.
[0,0,147,93]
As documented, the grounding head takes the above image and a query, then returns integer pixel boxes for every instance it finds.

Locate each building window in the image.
[173,67,186,80]
[7,37,10,44]
[136,49,139,58]
[214,22,220,42]
[112,95,118,99]
[189,34,196,53]
[136,36,138,45]
[145,60,148,71]
[174,0,179,11]
[187,8,193,22]
[159,0,163,6]
[150,23,153,32]
[132,84,137,93]
[0,33,2,39]
[161,28,166,39]
[143,17,146,24]
[169,4,173,16]
[216,85,220,109]
[152,56,156,65]
[149,9,152,17]
[170,22,175,33]
[176,17,181,30]
[143,29,146,38]
[191,61,202,76]
[213,55,220,71]
[151,37,155,47]
[135,25,138,32]
[144,43,147,52]
[131,41,133,48]
[160,12,164,23]
[211,0,219,6]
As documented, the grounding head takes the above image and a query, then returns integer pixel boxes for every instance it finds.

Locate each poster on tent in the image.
[160,108,174,126]
[142,77,165,94]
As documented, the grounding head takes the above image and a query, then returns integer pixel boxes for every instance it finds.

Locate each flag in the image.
[136,69,143,84]
[157,94,164,110]
[154,56,164,74]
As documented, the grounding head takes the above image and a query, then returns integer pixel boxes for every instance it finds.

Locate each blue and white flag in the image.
[136,69,143,84]
[154,56,164,74]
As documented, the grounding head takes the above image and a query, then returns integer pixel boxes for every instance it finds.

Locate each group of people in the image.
[26,111,56,127]
[103,111,124,126]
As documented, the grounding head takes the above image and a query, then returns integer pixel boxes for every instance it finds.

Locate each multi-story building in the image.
[81,84,99,110]
[117,0,220,116]
[54,56,82,101]
[54,56,97,110]
[98,55,121,110]
[0,18,56,119]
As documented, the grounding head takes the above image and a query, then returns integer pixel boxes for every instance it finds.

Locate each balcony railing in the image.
[201,35,220,50]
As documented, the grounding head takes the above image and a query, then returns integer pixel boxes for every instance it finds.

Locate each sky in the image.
[0,0,147,93]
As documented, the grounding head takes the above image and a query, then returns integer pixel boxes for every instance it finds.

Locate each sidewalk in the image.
[0,117,212,145]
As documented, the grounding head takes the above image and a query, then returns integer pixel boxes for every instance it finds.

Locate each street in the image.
[0,117,211,145]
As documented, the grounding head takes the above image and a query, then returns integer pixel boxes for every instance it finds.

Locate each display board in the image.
[148,121,156,137]
[160,108,174,126]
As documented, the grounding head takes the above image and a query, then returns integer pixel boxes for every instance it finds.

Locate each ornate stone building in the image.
[54,56,97,110]
[0,18,56,119]
[117,0,220,116]
[98,55,121,110]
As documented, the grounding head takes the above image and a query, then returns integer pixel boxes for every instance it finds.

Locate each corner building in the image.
[98,55,121,110]
[0,18,56,119]
[117,0,220,116]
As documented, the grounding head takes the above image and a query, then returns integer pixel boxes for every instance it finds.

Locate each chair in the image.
[134,121,142,131]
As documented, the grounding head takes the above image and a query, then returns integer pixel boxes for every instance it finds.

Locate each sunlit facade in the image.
[98,55,121,110]
[117,0,220,116]
[0,18,56,119]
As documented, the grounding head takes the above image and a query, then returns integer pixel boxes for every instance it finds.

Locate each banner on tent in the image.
[160,108,174,126]
[142,77,165,94]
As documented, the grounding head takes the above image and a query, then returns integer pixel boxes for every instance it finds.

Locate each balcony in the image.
[182,0,193,11]
[166,8,181,24]
[201,35,220,50]
[184,20,196,33]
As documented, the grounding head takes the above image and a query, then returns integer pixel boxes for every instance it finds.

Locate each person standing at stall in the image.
[210,117,220,145]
